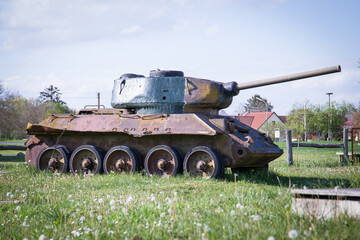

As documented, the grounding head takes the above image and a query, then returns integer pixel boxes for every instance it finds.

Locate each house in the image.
[233,112,287,141]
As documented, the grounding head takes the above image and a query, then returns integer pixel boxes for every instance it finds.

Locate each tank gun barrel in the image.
[236,65,341,91]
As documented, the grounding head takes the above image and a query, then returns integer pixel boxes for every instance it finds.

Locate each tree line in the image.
[0,82,74,139]
[284,101,359,141]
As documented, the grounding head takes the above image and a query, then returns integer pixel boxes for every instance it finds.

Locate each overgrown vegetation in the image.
[1,143,359,239]
[0,81,74,139]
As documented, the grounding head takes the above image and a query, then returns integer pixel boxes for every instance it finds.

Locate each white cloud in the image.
[206,24,220,35]
[120,25,142,35]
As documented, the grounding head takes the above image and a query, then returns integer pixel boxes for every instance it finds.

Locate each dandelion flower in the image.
[288,230,298,239]
[160,212,165,217]
[38,234,47,240]
[79,216,85,222]
[68,195,72,199]
[108,230,114,234]
[268,237,275,240]
[107,195,111,199]
[110,200,115,205]
[97,215,103,221]
[15,206,21,211]
[251,215,261,221]
[204,225,210,232]
[236,203,244,209]
[98,198,104,204]
[230,210,235,216]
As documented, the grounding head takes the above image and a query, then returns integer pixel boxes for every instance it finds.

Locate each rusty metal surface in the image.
[27,113,218,137]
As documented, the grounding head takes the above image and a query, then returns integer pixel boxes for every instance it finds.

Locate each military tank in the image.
[25,65,341,178]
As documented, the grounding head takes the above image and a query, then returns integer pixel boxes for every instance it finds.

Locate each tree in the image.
[286,101,355,141]
[350,108,360,127]
[39,85,66,105]
[243,94,273,113]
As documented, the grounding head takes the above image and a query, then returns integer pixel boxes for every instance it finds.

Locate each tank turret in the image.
[111,66,341,115]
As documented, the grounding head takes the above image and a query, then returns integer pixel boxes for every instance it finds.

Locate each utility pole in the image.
[326,92,333,141]
[304,100,309,142]
[256,96,268,136]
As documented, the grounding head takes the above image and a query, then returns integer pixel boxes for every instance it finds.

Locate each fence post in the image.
[286,128,293,166]
[343,128,348,165]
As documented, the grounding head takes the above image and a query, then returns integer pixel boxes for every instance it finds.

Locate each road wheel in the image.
[103,146,140,174]
[70,145,103,175]
[183,146,224,179]
[36,145,70,175]
[145,145,181,177]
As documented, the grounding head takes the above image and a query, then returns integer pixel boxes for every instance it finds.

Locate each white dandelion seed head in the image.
[268,236,275,240]
[160,212,165,217]
[107,230,114,235]
[68,195,72,199]
[79,216,85,222]
[38,234,47,240]
[110,200,116,205]
[6,192,11,197]
[288,230,298,239]
[204,225,210,232]
[107,195,111,199]
[251,215,261,221]
[230,210,235,216]
[97,215,103,221]
[15,206,21,211]
[98,198,104,204]
[236,203,243,209]
[22,221,29,227]
[244,223,249,229]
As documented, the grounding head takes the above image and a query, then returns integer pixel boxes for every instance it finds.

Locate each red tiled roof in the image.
[242,112,275,129]
[235,116,254,127]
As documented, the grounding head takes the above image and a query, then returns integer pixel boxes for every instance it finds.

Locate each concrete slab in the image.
[291,188,360,220]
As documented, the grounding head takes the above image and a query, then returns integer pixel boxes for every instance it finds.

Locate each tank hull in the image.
[25,110,283,177]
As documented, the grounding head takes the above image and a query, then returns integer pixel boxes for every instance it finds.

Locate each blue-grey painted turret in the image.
[111,66,341,115]
[111,70,186,114]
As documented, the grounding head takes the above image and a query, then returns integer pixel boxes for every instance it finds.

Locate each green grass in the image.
[1,145,360,239]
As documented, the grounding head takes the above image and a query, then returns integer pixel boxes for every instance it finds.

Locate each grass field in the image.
[0,141,359,239]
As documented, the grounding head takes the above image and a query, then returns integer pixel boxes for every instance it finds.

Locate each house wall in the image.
[258,114,286,141]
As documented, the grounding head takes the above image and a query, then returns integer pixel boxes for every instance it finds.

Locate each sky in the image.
[0,0,359,115]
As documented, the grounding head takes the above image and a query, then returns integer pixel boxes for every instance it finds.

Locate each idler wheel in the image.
[145,145,182,177]
[36,145,70,175]
[183,146,224,179]
[70,145,103,175]
[103,146,140,174]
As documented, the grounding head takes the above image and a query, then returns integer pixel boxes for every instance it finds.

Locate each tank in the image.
[25,65,341,178]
